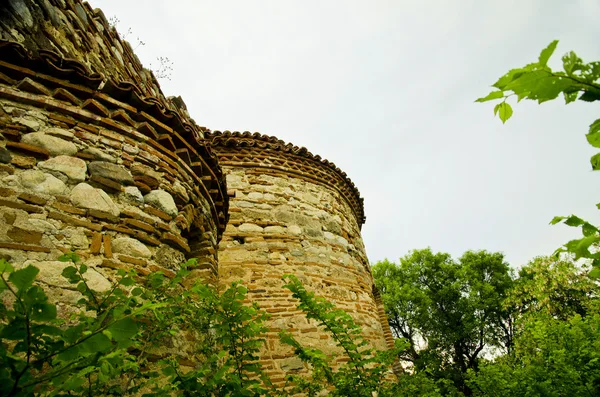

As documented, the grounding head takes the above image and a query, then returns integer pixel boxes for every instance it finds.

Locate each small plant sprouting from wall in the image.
[108,15,174,81]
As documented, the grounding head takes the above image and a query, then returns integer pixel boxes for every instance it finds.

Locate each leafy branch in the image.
[477,40,600,278]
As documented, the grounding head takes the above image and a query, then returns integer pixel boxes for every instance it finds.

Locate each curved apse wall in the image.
[0,1,228,316]
[208,131,394,386]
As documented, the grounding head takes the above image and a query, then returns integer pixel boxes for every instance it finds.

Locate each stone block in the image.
[111,237,151,258]
[21,132,77,156]
[70,183,120,217]
[88,161,134,185]
[38,155,87,182]
[144,189,178,217]
[19,170,67,195]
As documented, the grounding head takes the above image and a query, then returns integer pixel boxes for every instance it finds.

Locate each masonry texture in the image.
[0,0,393,387]
[209,131,395,385]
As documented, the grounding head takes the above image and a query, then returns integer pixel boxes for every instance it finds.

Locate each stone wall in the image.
[1,0,170,106]
[0,0,228,301]
[208,131,395,387]
[0,0,395,387]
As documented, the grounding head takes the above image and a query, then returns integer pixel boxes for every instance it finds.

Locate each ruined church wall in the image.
[0,0,228,314]
[0,0,396,385]
[209,131,395,386]
[0,80,217,306]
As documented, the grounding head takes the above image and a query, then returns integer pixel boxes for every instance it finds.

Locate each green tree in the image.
[468,256,600,397]
[506,256,597,320]
[372,249,513,395]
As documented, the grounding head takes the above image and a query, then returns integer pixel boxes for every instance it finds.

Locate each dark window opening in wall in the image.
[233,236,245,245]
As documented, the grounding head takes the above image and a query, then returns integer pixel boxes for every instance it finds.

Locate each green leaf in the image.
[550,216,566,225]
[107,317,139,343]
[30,303,57,321]
[494,102,513,124]
[61,266,78,282]
[564,215,585,227]
[586,119,600,148]
[33,324,63,336]
[79,332,112,354]
[57,344,80,362]
[76,282,87,293]
[590,152,600,170]
[0,319,27,340]
[564,90,579,104]
[565,235,598,259]
[590,267,600,279]
[582,222,598,237]
[579,90,600,102]
[23,285,47,306]
[493,68,527,90]
[102,329,113,340]
[503,70,573,103]
[563,51,583,75]
[8,265,39,292]
[58,252,80,263]
[538,40,558,67]
[131,287,143,296]
[119,277,135,286]
[475,90,504,103]
[0,259,14,274]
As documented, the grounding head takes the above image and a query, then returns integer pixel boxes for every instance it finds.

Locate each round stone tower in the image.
[207,131,394,386]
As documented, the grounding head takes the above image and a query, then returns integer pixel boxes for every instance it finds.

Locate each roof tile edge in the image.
[206,130,366,227]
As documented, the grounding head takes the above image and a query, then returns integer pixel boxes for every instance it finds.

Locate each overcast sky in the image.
[92,0,600,268]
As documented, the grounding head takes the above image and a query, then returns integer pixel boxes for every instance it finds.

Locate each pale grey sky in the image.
[92,0,600,268]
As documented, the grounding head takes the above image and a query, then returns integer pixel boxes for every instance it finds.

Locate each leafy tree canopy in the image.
[373,249,512,395]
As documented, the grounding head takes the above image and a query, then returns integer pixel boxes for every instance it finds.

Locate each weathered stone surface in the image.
[0,147,12,164]
[70,183,120,216]
[81,147,116,163]
[16,118,40,131]
[264,225,285,234]
[38,155,87,182]
[43,127,74,139]
[131,164,162,181]
[238,223,263,233]
[171,180,190,203]
[24,260,111,292]
[88,161,134,184]
[111,237,151,258]
[323,231,336,241]
[19,170,67,195]
[216,166,390,385]
[144,189,178,217]
[154,245,186,270]
[247,192,263,200]
[10,155,36,169]
[63,228,90,249]
[21,132,77,156]
[287,224,302,236]
[7,227,42,244]
[121,186,144,204]
[14,218,57,233]
[279,356,304,372]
